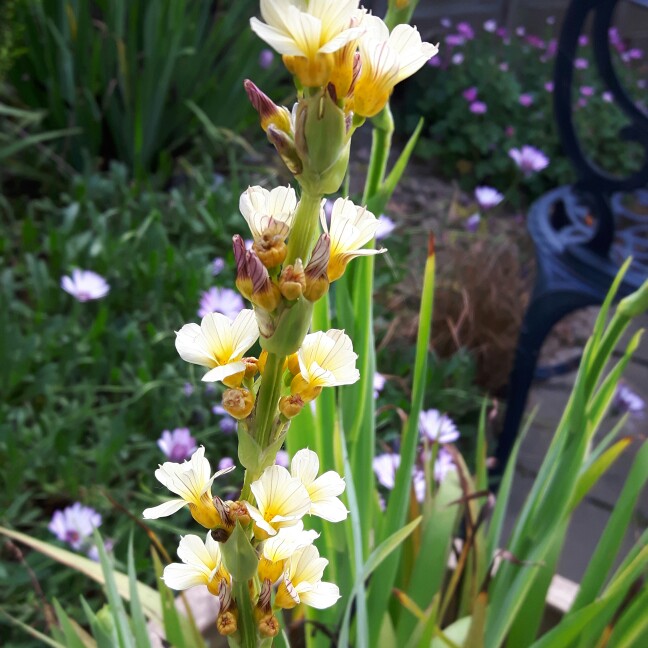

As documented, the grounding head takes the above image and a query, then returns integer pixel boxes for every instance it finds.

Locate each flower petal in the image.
[162,562,208,590]
[298,581,341,608]
[202,361,246,383]
[291,448,320,485]
[142,499,187,519]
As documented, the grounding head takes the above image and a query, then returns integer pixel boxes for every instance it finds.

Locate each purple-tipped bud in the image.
[244,79,291,134]
[233,235,253,299]
[304,234,330,302]
[267,124,303,175]
[246,250,281,311]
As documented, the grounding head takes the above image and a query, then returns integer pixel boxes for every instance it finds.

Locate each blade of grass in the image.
[127,536,152,648]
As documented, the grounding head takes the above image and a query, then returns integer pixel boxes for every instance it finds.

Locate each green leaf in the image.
[0,526,162,624]
[221,521,259,582]
[0,608,66,648]
[80,598,117,648]
[151,548,184,647]
[52,599,94,648]
[127,537,152,648]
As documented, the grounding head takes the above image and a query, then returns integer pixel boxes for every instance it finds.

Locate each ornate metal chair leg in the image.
[494,289,597,480]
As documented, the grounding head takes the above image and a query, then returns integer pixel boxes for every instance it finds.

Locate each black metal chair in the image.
[495,0,648,474]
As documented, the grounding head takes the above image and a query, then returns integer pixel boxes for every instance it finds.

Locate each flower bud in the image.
[244,79,292,134]
[242,357,260,379]
[222,388,255,420]
[279,259,306,300]
[233,235,253,300]
[267,124,303,176]
[295,91,351,194]
[279,394,305,419]
[246,250,282,312]
[229,500,250,527]
[258,614,280,638]
[304,234,330,302]
[217,610,238,636]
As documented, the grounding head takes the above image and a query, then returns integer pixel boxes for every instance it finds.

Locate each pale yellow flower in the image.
[175,310,259,385]
[250,0,364,87]
[162,532,230,596]
[245,465,312,538]
[321,197,385,282]
[239,185,297,242]
[291,329,359,401]
[353,15,439,117]
[259,523,319,583]
[275,544,340,609]
[291,449,348,522]
[142,446,234,528]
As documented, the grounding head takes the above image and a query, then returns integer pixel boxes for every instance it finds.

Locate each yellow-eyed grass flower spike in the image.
[352,15,439,118]
[322,198,386,282]
[162,532,231,596]
[250,0,364,88]
[291,449,348,522]
[175,309,259,387]
[245,465,311,539]
[291,329,359,402]
[143,446,235,528]
[275,544,341,609]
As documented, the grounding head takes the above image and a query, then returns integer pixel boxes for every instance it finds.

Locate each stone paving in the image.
[502,313,648,581]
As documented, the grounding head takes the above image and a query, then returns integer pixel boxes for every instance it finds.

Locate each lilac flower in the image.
[434,448,456,483]
[275,450,290,468]
[375,215,396,240]
[419,409,460,444]
[49,503,102,551]
[545,39,558,58]
[518,93,534,107]
[258,48,274,69]
[509,146,550,174]
[544,81,554,92]
[440,18,452,28]
[211,257,225,276]
[61,269,110,302]
[515,26,526,37]
[198,287,244,319]
[469,101,487,114]
[456,22,475,40]
[413,469,426,502]
[483,19,497,33]
[475,186,504,209]
[465,213,481,232]
[575,58,589,69]
[579,35,589,47]
[526,35,545,49]
[546,16,556,26]
[496,27,508,39]
[499,62,509,72]
[622,48,644,63]
[182,382,195,397]
[213,404,237,433]
[462,86,479,102]
[609,27,625,53]
[445,34,465,47]
[157,428,197,463]
[86,538,115,562]
[577,98,588,109]
[373,372,386,398]
[602,91,613,102]
[218,456,235,471]
[613,383,645,419]
[580,86,595,97]
[428,56,441,68]
[373,453,400,489]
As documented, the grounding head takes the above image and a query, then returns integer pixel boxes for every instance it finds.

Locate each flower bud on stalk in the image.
[233,235,253,300]
[222,388,255,420]
[295,89,351,194]
[304,234,330,302]
[217,609,238,636]
[267,124,303,176]
[279,394,305,419]
[246,250,282,312]
[243,357,260,379]
[244,79,292,134]
[279,259,306,300]
[252,217,290,269]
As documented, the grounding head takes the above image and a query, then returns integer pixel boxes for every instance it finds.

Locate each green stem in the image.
[233,579,258,648]
[255,352,286,452]
[362,105,394,204]
[285,190,323,266]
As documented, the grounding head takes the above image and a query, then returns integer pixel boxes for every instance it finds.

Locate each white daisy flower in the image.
[61,269,110,302]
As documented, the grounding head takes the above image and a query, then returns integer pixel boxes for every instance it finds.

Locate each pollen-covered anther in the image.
[216,609,238,636]
[279,394,305,419]
[279,259,306,301]
[221,388,255,420]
